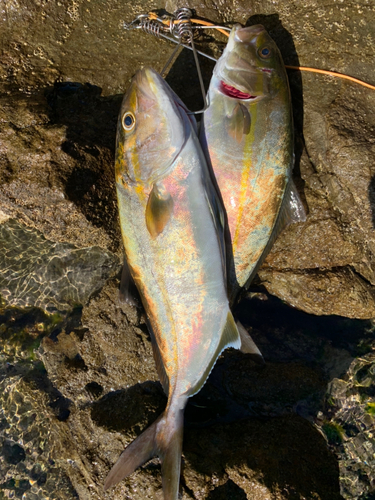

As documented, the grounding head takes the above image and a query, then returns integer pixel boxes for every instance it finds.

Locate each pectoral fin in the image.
[240,103,251,135]
[225,102,251,143]
[145,182,174,238]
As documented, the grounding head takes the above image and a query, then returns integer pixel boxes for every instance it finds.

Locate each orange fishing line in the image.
[285,65,375,90]
[190,18,230,37]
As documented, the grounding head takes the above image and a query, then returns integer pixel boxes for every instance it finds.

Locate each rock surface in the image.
[0,0,374,499]
[1,0,375,318]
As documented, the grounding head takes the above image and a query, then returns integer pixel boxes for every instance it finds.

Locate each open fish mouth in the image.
[219,81,263,101]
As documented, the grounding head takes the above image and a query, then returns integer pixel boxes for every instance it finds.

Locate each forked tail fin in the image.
[104,402,185,500]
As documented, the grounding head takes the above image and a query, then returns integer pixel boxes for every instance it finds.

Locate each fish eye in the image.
[258,46,271,59]
[122,111,135,131]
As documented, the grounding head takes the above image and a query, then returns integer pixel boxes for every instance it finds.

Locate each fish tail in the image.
[104,398,186,500]
[160,404,184,500]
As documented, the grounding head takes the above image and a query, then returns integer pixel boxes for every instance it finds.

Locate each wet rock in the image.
[318,351,375,499]
[35,290,375,499]
[2,284,374,499]
[0,1,374,499]
[2,440,26,465]
[40,279,158,401]
[0,365,78,499]
[259,267,375,319]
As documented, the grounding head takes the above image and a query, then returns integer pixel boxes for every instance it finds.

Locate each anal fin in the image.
[190,310,241,395]
[237,320,264,365]
[145,317,169,395]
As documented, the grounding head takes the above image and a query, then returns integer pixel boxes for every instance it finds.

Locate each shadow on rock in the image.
[235,292,373,367]
[184,415,343,500]
[165,47,216,114]
[90,381,167,433]
[45,82,123,245]
[368,175,375,229]
[206,479,247,499]
[46,82,122,151]
[187,354,326,426]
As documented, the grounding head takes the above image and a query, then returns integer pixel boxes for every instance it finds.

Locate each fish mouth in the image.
[219,81,264,102]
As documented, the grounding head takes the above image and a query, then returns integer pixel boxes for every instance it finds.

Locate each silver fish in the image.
[104,67,254,500]
[200,24,306,303]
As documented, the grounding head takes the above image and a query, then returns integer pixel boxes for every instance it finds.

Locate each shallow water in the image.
[0,0,375,498]
[1,282,374,499]
[0,219,119,313]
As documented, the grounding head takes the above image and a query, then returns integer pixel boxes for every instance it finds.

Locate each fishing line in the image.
[285,66,375,91]
[145,12,375,92]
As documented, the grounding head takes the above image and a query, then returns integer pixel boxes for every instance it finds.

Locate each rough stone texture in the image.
[0,86,122,252]
[2,288,374,500]
[0,304,79,499]
[321,351,375,499]
[259,267,375,319]
[0,1,375,499]
[1,0,375,317]
[0,0,171,95]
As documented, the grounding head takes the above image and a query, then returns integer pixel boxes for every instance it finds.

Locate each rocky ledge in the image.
[0,1,374,499]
